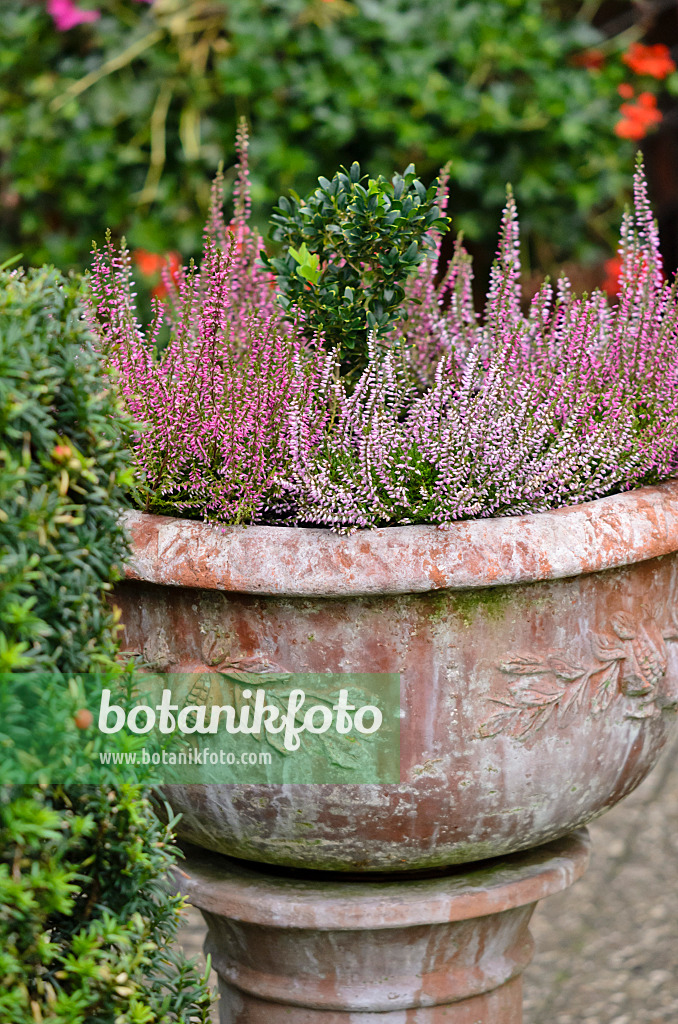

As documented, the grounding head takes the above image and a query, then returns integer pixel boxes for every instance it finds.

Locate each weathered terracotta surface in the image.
[179,829,589,1022]
[114,482,678,870]
[123,480,678,596]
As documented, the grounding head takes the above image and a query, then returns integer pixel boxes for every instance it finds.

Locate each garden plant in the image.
[91,129,678,531]
[5,5,678,1020]
[0,266,214,1023]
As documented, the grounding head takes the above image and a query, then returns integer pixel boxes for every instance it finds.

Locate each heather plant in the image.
[262,162,449,375]
[90,126,321,523]
[91,152,678,531]
[281,160,678,529]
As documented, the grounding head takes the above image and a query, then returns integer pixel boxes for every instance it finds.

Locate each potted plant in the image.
[89,130,678,1022]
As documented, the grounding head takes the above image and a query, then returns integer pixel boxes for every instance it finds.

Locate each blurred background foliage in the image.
[1,0,678,277]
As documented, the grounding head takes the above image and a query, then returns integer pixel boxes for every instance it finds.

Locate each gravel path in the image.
[176,726,678,1023]
[524,726,678,1024]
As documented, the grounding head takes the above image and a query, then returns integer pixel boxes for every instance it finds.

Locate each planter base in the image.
[177,830,590,1023]
[215,979,522,1022]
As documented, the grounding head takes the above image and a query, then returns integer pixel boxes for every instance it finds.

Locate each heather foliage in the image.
[262,162,448,375]
[284,160,678,529]
[90,128,321,523]
[91,155,678,530]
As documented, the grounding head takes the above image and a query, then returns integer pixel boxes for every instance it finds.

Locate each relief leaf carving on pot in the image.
[183,660,382,770]
[200,629,233,668]
[479,608,678,740]
[142,629,174,672]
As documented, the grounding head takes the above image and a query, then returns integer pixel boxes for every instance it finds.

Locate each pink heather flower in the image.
[90,138,678,532]
[47,0,99,30]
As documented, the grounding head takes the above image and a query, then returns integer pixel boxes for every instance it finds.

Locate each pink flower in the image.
[47,0,100,30]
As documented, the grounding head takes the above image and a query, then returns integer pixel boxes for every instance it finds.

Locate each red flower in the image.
[602,256,622,296]
[615,92,662,140]
[572,48,605,70]
[151,252,182,299]
[133,249,182,299]
[601,254,664,296]
[617,83,635,99]
[622,43,675,79]
[133,248,164,276]
[615,118,647,141]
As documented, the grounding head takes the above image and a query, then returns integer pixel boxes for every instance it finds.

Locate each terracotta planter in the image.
[114,480,678,872]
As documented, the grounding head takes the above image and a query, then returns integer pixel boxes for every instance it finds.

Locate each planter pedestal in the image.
[177,829,590,1023]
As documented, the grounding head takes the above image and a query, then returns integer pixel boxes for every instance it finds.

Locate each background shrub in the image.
[2,0,675,272]
[0,266,214,1023]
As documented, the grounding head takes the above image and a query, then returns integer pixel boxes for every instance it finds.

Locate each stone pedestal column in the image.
[178,829,589,1023]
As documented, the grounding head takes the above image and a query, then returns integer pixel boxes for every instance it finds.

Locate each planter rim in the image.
[121,479,678,597]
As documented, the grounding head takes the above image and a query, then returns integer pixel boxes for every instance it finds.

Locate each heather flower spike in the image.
[91,141,678,531]
[629,153,663,290]
[486,185,522,329]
